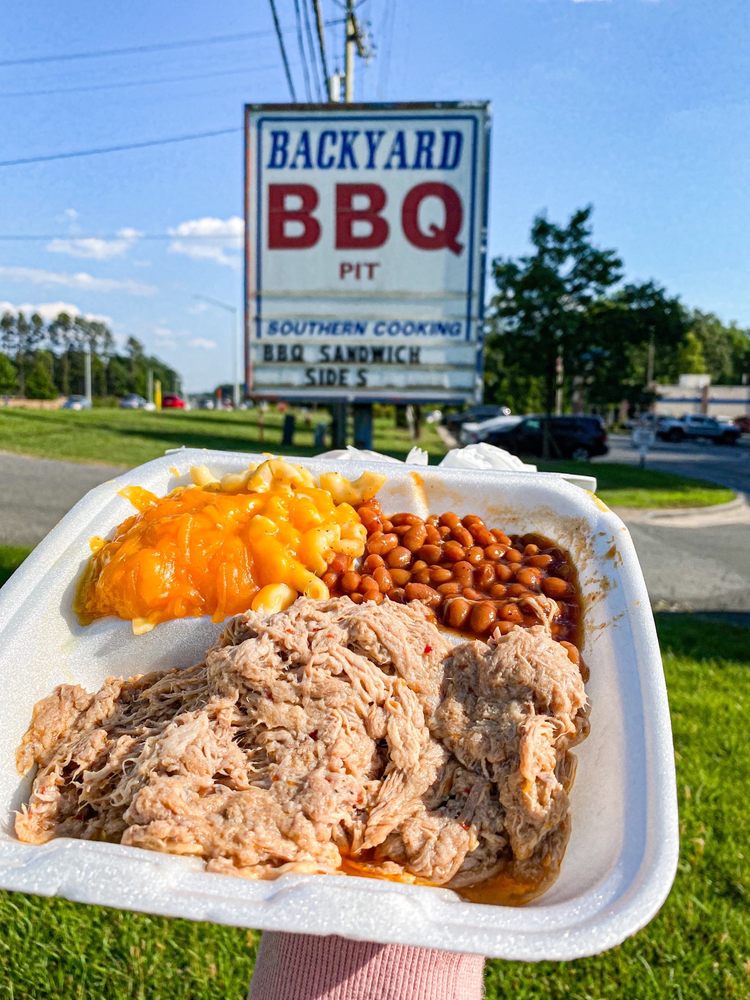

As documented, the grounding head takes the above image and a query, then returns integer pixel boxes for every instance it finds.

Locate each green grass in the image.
[0,408,446,468]
[0,536,747,999]
[540,460,736,509]
[0,545,30,587]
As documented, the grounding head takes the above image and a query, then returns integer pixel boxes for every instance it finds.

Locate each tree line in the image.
[484,206,750,418]
[0,311,178,401]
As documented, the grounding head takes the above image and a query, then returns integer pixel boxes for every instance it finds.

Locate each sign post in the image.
[244,102,491,436]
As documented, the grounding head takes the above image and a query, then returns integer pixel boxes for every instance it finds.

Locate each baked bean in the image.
[475,562,496,590]
[392,524,411,537]
[358,508,381,531]
[426,514,439,527]
[483,543,505,561]
[389,587,406,603]
[403,524,428,552]
[506,582,530,598]
[404,582,441,607]
[349,592,364,604]
[470,525,496,547]
[527,553,554,569]
[364,589,384,605]
[322,571,338,589]
[386,546,412,568]
[542,576,570,598]
[493,563,514,583]
[515,567,541,589]
[490,582,508,600]
[439,525,451,538]
[341,571,362,593]
[425,524,442,544]
[439,512,461,529]
[444,597,471,628]
[411,559,427,572]
[373,566,393,593]
[437,581,461,596]
[391,512,422,527]
[559,641,580,665]
[443,541,466,562]
[462,587,484,601]
[499,603,524,624]
[450,561,473,586]
[492,529,511,545]
[524,543,539,556]
[451,524,473,547]
[495,620,516,635]
[360,575,379,593]
[380,518,393,533]
[470,602,497,634]
[328,553,350,574]
[505,548,523,563]
[415,544,442,565]
[390,568,411,586]
[461,514,483,528]
[466,545,485,565]
[362,553,385,573]
[429,565,453,584]
[368,531,398,555]
[411,568,432,585]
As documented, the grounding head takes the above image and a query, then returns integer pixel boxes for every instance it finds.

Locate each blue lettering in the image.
[290,131,313,169]
[383,131,408,170]
[317,129,337,168]
[337,130,360,169]
[412,131,435,169]
[364,129,386,168]
[266,130,289,168]
[439,130,463,169]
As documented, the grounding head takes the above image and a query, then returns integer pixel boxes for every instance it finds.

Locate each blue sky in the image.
[1,0,747,391]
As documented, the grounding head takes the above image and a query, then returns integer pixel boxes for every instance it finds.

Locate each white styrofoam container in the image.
[0,449,678,960]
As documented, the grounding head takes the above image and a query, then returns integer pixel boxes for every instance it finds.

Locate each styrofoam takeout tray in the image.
[0,449,678,960]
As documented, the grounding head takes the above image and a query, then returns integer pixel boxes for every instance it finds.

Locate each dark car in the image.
[444,404,510,433]
[733,415,750,434]
[484,415,609,461]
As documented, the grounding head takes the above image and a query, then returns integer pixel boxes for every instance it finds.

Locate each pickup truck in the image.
[656,414,741,445]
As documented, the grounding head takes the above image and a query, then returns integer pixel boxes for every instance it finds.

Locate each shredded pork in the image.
[15,596,588,892]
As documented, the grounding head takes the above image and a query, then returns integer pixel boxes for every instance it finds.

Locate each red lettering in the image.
[401,182,464,255]
[335,184,389,249]
[267,184,321,249]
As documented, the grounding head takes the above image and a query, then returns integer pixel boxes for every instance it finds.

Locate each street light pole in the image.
[192,294,240,407]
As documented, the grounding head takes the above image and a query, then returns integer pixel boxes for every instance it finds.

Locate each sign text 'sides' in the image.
[244,102,491,402]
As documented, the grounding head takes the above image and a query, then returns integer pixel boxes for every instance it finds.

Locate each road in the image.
[1,444,748,610]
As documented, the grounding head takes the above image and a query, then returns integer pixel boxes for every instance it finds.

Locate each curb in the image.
[613,492,748,526]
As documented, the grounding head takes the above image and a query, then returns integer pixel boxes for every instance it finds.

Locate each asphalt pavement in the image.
[1,439,749,610]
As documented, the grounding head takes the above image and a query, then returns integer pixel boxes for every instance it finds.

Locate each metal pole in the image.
[233,308,240,408]
[84,343,92,404]
[344,0,355,103]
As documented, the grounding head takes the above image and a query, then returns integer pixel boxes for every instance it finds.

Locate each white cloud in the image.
[153,325,179,348]
[189,337,217,350]
[169,216,243,269]
[47,227,142,261]
[0,265,156,297]
[0,300,112,324]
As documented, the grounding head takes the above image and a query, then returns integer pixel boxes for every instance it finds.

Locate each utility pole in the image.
[84,341,92,404]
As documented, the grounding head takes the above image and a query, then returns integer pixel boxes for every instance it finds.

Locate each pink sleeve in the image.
[248,932,485,1000]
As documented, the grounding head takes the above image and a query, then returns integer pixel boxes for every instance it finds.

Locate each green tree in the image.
[677,331,708,375]
[688,310,750,384]
[25,352,57,399]
[0,353,17,395]
[487,206,622,450]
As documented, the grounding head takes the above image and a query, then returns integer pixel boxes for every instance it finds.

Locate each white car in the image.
[460,414,522,446]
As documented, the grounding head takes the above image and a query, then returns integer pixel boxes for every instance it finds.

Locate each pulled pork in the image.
[16,596,588,892]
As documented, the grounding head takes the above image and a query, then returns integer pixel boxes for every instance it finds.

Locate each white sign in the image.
[244,102,490,402]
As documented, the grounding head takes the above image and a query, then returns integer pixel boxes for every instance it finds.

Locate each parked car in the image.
[444,404,511,434]
[656,414,740,445]
[733,415,750,434]
[119,393,147,410]
[483,415,609,461]
[161,394,187,410]
[460,414,522,445]
[61,395,91,411]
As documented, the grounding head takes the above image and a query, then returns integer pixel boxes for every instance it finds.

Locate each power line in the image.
[0,233,238,241]
[293,0,314,101]
[0,28,282,69]
[0,64,281,99]
[312,0,332,99]
[302,0,324,100]
[268,0,298,101]
[0,127,241,168]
